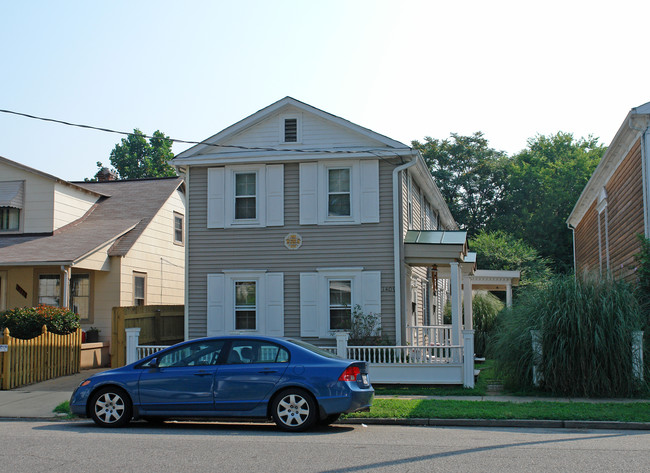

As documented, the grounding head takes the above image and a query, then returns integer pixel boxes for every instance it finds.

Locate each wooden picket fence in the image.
[0,326,82,390]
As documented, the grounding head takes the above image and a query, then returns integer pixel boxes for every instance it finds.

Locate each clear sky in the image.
[1,0,649,181]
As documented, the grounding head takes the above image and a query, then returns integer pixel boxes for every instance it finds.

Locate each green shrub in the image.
[490,275,643,397]
[472,291,504,357]
[0,305,80,340]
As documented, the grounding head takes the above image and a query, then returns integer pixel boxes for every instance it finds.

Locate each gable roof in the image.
[172,96,413,165]
[567,101,650,227]
[0,177,184,265]
[0,155,107,198]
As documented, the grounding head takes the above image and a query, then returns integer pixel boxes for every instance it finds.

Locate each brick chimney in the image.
[97,167,118,182]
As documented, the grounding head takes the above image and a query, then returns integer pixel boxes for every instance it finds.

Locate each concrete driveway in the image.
[0,369,106,418]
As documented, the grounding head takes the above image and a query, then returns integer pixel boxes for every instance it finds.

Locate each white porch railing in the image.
[347,345,462,364]
[124,328,475,387]
[137,345,168,359]
[406,325,452,347]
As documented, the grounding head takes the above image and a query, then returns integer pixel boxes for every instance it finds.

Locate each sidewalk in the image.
[0,372,649,431]
[0,369,105,419]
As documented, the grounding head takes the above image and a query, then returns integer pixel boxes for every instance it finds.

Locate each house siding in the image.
[575,138,644,282]
[187,161,397,342]
[606,138,644,281]
[203,105,385,152]
[53,182,97,231]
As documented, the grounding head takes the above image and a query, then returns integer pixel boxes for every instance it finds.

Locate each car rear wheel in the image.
[89,387,132,428]
[271,388,317,432]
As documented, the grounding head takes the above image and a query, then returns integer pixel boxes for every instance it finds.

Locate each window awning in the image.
[0,181,24,208]
[404,230,469,266]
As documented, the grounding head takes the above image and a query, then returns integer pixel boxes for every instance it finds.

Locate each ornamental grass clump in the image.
[490,275,643,397]
[0,305,80,339]
[472,291,504,357]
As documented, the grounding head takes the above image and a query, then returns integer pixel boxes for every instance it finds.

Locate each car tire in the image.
[318,414,341,426]
[271,388,317,432]
[89,387,132,428]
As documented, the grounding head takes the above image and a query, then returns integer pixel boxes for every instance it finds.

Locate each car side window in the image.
[157,340,225,368]
[226,340,290,364]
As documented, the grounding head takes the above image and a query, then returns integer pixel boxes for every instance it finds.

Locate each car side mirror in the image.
[148,357,159,368]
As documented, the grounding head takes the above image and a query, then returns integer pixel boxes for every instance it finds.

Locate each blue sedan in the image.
[70,335,374,431]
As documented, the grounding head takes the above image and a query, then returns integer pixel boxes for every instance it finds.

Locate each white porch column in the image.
[450,262,461,362]
[335,332,349,359]
[463,276,473,330]
[61,265,71,309]
[506,282,513,307]
[463,329,475,388]
[125,327,141,365]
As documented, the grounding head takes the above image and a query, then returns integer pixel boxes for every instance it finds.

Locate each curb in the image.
[340,418,650,431]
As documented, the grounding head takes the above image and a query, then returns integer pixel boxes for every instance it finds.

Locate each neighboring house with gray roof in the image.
[0,156,185,342]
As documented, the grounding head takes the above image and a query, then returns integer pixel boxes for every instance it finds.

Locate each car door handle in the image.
[194,372,212,377]
[258,369,278,374]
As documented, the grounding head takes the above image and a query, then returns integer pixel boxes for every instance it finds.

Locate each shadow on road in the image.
[32,419,356,437]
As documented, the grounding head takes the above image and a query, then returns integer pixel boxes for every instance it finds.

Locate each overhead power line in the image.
[0,108,412,161]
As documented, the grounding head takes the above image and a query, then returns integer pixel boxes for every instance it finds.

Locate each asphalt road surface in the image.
[1,420,649,472]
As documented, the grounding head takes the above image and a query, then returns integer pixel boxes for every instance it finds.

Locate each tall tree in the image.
[93,129,176,180]
[412,132,507,235]
[492,132,605,272]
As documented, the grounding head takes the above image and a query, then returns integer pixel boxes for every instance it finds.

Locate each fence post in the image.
[462,329,475,388]
[2,328,10,390]
[125,328,141,365]
[335,332,349,358]
[531,330,543,386]
[632,331,644,382]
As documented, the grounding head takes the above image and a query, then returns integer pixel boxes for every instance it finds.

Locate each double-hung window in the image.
[234,172,257,221]
[0,207,19,231]
[70,274,90,320]
[329,279,352,330]
[235,281,257,330]
[173,212,184,245]
[38,274,61,306]
[328,168,351,217]
[134,272,146,306]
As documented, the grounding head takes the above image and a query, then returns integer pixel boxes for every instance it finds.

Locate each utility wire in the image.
[0,108,412,162]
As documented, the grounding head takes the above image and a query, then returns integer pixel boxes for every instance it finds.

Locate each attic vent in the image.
[284,118,298,142]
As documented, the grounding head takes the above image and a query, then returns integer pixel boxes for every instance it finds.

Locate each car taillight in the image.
[339,366,360,382]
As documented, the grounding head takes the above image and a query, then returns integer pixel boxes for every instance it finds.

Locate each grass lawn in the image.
[345,398,650,422]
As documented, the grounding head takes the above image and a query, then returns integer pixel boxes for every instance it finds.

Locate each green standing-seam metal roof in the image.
[404,230,468,245]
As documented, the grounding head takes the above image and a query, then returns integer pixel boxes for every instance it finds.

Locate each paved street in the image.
[1,420,649,473]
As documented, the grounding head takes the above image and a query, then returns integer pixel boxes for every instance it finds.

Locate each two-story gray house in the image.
[172,97,480,352]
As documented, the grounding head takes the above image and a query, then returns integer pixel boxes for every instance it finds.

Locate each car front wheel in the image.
[89,387,132,428]
[271,388,317,432]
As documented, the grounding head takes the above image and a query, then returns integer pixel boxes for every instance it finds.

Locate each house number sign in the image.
[284,233,303,250]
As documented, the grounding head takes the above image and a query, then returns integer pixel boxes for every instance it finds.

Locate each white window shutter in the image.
[300,273,320,337]
[266,165,284,227]
[207,168,225,228]
[265,273,284,336]
[359,160,379,223]
[299,163,318,225]
[207,274,225,336]
[361,271,381,325]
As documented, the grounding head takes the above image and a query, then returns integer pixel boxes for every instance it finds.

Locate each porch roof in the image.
[470,269,521,290]
[404,230,469,266]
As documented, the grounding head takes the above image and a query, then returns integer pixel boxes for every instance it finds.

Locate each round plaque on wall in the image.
[284,233,303,250]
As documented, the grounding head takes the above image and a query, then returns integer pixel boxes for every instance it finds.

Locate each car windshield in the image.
[284,338,340,359]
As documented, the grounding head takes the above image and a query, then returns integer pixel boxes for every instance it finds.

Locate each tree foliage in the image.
[469,230,552,286]
[412,132,507,236]
[93,129,176,180]
[492,132,605,272]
